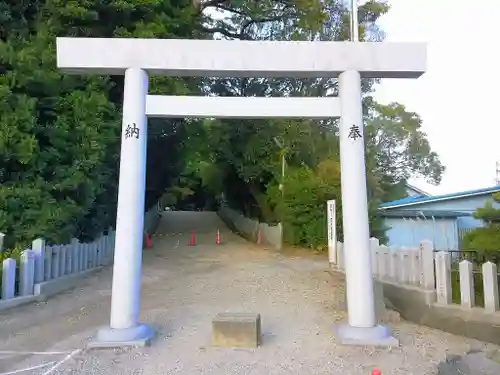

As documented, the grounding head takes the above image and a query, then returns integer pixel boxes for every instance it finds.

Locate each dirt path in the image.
[0,211,496,374]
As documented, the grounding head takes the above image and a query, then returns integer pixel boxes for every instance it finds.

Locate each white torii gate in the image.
[56,36,426,348]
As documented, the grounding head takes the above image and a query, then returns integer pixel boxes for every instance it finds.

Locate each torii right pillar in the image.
[334,68,399,346]
[334,56,426,345]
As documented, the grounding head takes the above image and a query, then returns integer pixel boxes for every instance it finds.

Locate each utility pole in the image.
[273,137,286,197]
[281,152,285,197]
[350,0,359,42]
[496,161,500,185]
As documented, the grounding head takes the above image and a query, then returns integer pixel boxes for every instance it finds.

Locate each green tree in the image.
[462,193,500,252]
[266,158,342,249]
[0,29,120,247]
[0,0,446,254]
[0,0,201,249]
[182,0,443,248]
[364,100,445,205]
[202,0,389,217]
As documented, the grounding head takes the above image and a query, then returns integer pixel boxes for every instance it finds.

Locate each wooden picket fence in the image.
[1,230,115,304]
[334,238,500,313]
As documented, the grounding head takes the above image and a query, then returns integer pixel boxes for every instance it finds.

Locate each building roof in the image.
[405,183,431,197]
[380,185,500,210]
[379,209,470,218]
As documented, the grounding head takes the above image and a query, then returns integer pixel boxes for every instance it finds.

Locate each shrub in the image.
[267,159,342,250]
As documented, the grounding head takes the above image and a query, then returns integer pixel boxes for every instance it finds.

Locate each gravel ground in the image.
[0,211,497,375]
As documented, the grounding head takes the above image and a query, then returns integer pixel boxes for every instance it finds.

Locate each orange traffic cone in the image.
[145,232,151,249]
[189,231,196,246]
[216,229,221,245]
[371,369,381,375]
[257,230,261,245]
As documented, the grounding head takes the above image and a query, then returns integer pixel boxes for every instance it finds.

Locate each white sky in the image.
[372,0,500,195]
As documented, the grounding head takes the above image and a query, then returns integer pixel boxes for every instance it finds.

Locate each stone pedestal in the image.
[212,313,261,348]
[87,324,154,349]
[337,278,399,346]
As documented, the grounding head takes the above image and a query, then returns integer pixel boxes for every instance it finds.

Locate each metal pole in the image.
[273,137,286,198]
[281,152,285,198]
[350,0,359,42]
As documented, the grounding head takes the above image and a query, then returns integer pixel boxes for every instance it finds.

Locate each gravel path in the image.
[0,211,497,375]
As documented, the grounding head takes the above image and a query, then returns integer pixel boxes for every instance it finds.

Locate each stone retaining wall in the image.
[218,206,282,250]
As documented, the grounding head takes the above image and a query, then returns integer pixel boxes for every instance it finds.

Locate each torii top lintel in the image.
[56,37,426,79]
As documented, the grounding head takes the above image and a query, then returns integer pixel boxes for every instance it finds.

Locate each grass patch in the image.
[451,269,485,307]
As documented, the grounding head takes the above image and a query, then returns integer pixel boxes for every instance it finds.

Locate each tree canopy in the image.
[1,0,445,252]
[1,0,201,249]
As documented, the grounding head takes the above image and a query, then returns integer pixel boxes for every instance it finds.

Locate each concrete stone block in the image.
[438,350,500,375]
[486,349,500,364]
[19,250,35,296]
[2,258,16,299]
[51,246,60,279]
[34,267,103,299]
[32,238,45,283]
[212,312,261,348]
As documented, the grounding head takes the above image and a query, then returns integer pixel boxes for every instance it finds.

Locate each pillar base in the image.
[87,323,154,349]
[334,324,399,347]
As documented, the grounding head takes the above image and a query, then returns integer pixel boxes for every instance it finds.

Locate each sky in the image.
[372,0,500,195]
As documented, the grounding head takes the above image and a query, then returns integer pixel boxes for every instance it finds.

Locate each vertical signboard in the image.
[327,199,336,264]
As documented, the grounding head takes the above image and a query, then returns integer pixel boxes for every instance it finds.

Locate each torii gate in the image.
[56,35,425,348]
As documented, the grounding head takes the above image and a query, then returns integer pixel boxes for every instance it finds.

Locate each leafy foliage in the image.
[462,193,500,252]
[178,0,443,250]
[365,102,445,193]
[0,0,201,249]
[161,0,444,249]
[267,159,342,249]
[1,0,445,254]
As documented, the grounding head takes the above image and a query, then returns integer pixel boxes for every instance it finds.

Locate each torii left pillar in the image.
[90,68,154,347]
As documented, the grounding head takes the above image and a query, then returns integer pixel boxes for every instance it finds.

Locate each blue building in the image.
[379,185,500,250]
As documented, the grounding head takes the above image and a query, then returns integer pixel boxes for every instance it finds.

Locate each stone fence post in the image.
[32,238,46,283]
[419,240,435,290]
[435,251,452,305]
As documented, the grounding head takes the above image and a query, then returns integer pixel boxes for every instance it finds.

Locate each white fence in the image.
[1,231,115,310]
[334,238,500,313]
[0,201,162,311]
